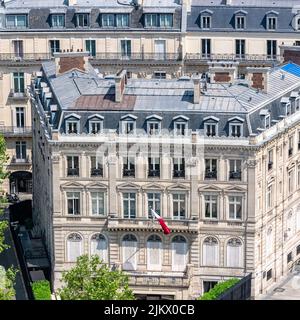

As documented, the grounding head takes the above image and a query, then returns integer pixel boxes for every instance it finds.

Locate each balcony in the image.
[148,169,160,178]
[123,168,135,177]
[8,89,28,101]
[0,126,31,137]
[185,53,281,64]
[205,170,217,180]
[173,169,185,178]
[67,168,79,176]
[0,53,52,62]
[229,171,242,180]
[10,155,31,165]
[91,168,103,177]
[128,273,190,288]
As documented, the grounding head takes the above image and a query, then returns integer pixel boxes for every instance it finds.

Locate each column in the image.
[107,155,117,216]
[187,157,198,219]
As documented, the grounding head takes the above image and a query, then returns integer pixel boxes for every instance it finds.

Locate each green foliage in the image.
[198,278,240,300]
[58,255,135,300]
[32,280,51,300]
[0,267,17,300]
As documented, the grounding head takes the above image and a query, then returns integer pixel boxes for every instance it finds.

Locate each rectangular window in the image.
[66,121,78,134]
[266,269,272,281]
[13,72,24,93]
[204,195,218,219]
[15,141,26,160]
[51,14,65,28]
[267,17,277,30]
[172,193,186,220]
[91,192,105,216]
[116,14,129,27]
[145,14,158,27]
[235,39,245,58]
[76,13,89,27]
[154,71,166,79]
[203,281,218,293]
[174,122,187,135]
[229,124,242,137]
[173,158,185,178]
[67,192,80,215]
[204,122,217,136]
[102,13,115,27]
[287,252,293,264]
[229,196,242,220]
[159,14,173,28]
[267,184,273,209]
[67,156,79,176]
[90,156,103,177]
[50,40,60,55]
[16,107,25,128]
[297,244,300,255]
[6,15,27,28]
[229,160,242,180]
[147,121,161,135]
[202,16,211,29]
[89,120,102,134]
[289,136,294,157]
[267,40,277,59]
[122,121,135,134]
[123,157,135,177]
[201,39,211,58]
[123,192,136,218]
[85,40,96,57]
[148,158,160,178]
[120,40,131,58]
[147,193,161,218]
[268,149,273,170]
[236,16,245,29]
[205,159,217,179]
[288,170,294,194]
[13,40,24,58]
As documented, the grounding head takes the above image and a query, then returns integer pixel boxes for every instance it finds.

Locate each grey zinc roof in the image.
[191,0,300,6]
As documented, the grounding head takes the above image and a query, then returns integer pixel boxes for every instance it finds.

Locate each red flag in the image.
[150,209,171,235]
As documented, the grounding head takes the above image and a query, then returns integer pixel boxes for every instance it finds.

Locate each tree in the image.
[57,255,135,300]
[0,134,16,300]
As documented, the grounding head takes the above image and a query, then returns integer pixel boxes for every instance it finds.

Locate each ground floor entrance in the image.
[9,171,32,194]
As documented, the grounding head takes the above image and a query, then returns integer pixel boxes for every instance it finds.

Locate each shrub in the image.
[198,278,240,300]
[32,280,51,300]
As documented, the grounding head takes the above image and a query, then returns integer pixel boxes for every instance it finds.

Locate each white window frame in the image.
[122,120,136,134]
[172,193,186,220]
[90,234,108,263]
[67,233,83,262]
[90,191,106,216]
[203,237,219,266]
[147,235,162,271]
[267,16,277,30]
[171,236,187,272]
[147,121,161,135]
[226,238,243,268]
[76,13,89,27]
[266,184,273,209]
[122,234,138,271]
[89,120,103,134]
[147,192,161,218]
[122,192,136,219]
[174,121,187,136]
[229,123,243,137]
[235,15,245,29]
[201,15,211,29]
[6,15,27,28]
[66,119,80,134]
[204,194,218,219]
[228,195,243,220]
[66,191,81,215]
[51,14,65,28]
[204,122,218,137]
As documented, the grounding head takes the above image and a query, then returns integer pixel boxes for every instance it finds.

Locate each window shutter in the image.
[204,244,218,266]
[68,240,81,262]
[122,241,137,270]
[172,242,187,272]
[147,241,161,271]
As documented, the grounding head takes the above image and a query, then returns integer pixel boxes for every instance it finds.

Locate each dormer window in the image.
[201,16,211,29]
[65,114,80,134]
[159,14,173,28]
[116,14,129,27]
[76,13,89,27]
[173,115,189,136]
[259,109,270,129]
[236,16,245,29]
[6,15,27,28]
[144,13,173,28]
[203,116,219,137]
[265,114,270,129]
[121,114,137,134]
[88,115,103,134]
[266,11,278,31]
[146,115,162,135]
[51,14,65,28]
[102,14,115,27]
[228,117,244,138]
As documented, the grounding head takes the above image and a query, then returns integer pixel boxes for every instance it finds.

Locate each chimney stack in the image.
[115,70,127,103]
[246,67,270,93]
[192,76,202,104]
[54,51,89,75]
[208,61,239,84]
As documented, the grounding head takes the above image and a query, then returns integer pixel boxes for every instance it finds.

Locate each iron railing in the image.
[0,53,53,61]
[185,53,281,62]
[0,126,32,135]
[91,52,182,61]
[218,273,252,300]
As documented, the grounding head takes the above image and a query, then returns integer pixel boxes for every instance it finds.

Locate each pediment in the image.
[234,9,248,15]
[65,113,81,120]
[199,184,222,192]
[117,182,140,190]
[224,185,246,193]
[60,181,84,189]
[142,183,165,191]
[228,116,244,123]
[167,183,189,191]
[87,114,104,120]
[200,9,213,15]
[86,182,108,189]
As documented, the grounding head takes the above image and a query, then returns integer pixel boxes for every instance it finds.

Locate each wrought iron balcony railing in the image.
[173,169,185,178]
[123,168,135,177]
[91,52,182,61]
[185,53,281,62]
[0,126,32,136]
[148,169,160,177]
[10,155,31,164]
[0,53,53,61]
[229,170,242,180]
[91,168,103,177]
[205,170,217,179]
[67,168,79,176]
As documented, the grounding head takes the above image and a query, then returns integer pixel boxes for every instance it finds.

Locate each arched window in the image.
[147,235,162,271]
[266,227,273,256]
[90,234,108,263]
[226,238,243,268]
[171,235,188,272]
[122,234,138,271]
[203,237,219,266]
[67,233,82,262]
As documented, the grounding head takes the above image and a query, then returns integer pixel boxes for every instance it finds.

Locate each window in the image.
[204,195,218,219]
[147,193,161,218]
[67,233,82,262]
[203,237,219,266]
[67,156,79,176]
[91,192,105,216]
[235,39,245,58]
[147,121,161,135]
[13,40,23,58]
[123,157,135,177]
[201,16,211,29]
[268,149,273,170]
[51,14,65,28]
[67,192,80,215]
[236,16,245,29]
[174,121,187,135]
[89,120,102,134]
[123,193,136,218]
[297,245,300,255]
[16,141,26,160]
[172,193,186,220]
[6,15,27,28]
[122,234,138,270]
[204,122,217,137]
[267,40,277,59]
[226,238,243,268]
[229,160,242,181]
[66,120,79,134]
[116,14,129,27]
[298,165,300,187]
[13,72,24,93]
[90,234,108,263]
[145,13,158,27]
[267,184,273,209]
[122,120,136,134]
[148,158,160,177]
[266,227,273,256]
[171,236,187,272]
[266,269,272,280]
[173,158,185,178]
[229,123,243,137]
[265,114,270,129]
[120,40,131,58]
[288,136,294,157]
[102,14,115,27]
[267,17,277,30]
[297,18,300,31]
[90,156,103,176]
[154,71,166,79]
[229,196,242,220]
[201,39,211,58]
[16,107,25,128]
[205,159,217,179]
[288,170,294,195]
[203,281,218,293]
[159,14,173,28]
[147,235,162,271]
[76,13,89,27]
[50,40,60,55]
[85,40,96,57]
